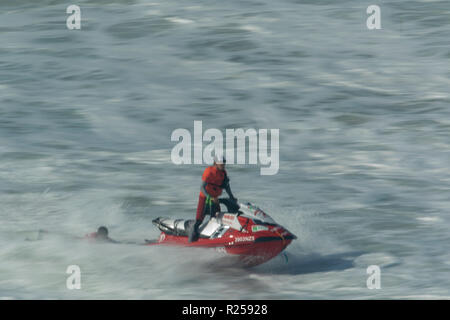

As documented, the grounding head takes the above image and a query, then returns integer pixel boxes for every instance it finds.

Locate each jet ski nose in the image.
[280,228,297,241]
[286,232,297,240]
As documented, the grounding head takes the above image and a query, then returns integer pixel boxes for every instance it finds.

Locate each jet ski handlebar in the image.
[218,198,240,214]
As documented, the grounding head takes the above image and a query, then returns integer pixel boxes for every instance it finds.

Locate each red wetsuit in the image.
[196,166,227,221]
[84,232,99,242]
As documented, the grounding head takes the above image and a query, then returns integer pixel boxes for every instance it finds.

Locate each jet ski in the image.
[148,199,296,267]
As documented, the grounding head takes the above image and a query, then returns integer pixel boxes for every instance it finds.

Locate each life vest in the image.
[202,166,227,198]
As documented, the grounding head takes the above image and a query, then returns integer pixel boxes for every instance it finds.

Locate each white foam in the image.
[166,17,194,24]
[416,216,441,223]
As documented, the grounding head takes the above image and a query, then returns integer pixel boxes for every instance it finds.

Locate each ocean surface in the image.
[1,0,449,299]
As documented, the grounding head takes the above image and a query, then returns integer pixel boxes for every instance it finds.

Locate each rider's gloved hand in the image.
[194,219,202,229]
[189,220,203,243]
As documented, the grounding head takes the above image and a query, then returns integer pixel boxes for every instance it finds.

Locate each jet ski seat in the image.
[152,217,221,239]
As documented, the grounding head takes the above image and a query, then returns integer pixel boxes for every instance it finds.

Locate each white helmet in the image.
[213,155,226,164]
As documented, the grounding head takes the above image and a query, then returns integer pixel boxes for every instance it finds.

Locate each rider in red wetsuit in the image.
[85,226,118,243]
[189,155,236,242]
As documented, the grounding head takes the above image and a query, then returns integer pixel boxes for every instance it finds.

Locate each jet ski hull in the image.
[148,202,296,267]
[148,231,294,267]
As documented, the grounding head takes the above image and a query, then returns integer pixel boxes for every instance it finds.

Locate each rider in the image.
[189,155,237,242]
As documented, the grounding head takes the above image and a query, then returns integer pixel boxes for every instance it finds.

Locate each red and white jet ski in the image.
[148,199,296,267]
